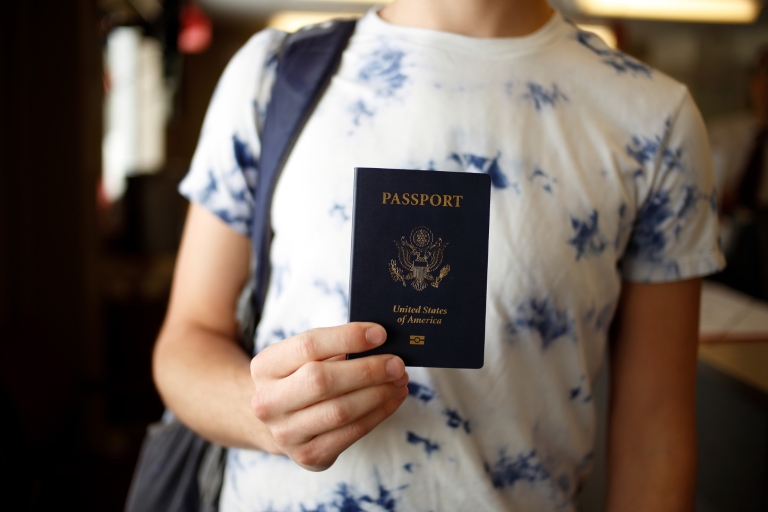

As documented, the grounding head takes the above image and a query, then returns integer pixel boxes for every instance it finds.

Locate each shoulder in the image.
[196,28,288,142]
[232,27,288,72]
[550,20,690,129]
[210,27,288,97]
[211,27,288,105]
[178,28,288,236]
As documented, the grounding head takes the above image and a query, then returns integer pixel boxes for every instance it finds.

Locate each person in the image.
[708,47,768,299]
[152,0,724,510]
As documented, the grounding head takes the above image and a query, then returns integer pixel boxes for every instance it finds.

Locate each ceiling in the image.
[196,0,764,24]
[196,0,580,18]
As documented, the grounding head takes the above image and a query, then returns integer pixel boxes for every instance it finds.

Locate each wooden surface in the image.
[699,343,768,395]
[699,281,768,394]
[700,280,768,344]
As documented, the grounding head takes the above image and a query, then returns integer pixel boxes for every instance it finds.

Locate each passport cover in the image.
[347,167,491,368]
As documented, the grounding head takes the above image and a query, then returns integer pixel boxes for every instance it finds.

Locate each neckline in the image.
[356,6,569,57]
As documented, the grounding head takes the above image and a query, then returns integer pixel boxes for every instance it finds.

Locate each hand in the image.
[249,323,409,471]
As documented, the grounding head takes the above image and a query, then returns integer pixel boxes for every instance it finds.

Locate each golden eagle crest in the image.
[390,226,450,291]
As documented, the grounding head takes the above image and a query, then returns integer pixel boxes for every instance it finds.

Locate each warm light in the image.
[267,11,358,32]
[576,0,761,23]
[301,0,389,3]
[178,3,213,54]
[576,23,617,48]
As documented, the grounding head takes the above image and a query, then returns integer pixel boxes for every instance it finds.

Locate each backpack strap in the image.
[247,19,357,340]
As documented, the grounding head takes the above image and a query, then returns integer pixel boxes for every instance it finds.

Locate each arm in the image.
[153,203,408,469]
[605,278,700,512]
[152,202,273,450]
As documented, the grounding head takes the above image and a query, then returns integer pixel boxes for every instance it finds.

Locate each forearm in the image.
[604,279,700,512]
[152,321,280,452]
[605,399,696,512]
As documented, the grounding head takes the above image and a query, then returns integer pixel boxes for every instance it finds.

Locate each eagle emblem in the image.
[390,226,450,291]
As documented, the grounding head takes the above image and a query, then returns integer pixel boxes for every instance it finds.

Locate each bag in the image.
[124,18,357,512]
[124,417,220,512]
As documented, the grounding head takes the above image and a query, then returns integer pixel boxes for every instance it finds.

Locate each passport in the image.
[347,167,491,369]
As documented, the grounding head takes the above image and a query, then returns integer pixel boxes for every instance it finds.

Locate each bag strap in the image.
[246,19,357,339]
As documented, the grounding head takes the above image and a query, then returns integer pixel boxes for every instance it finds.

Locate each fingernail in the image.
[386,357,405,379]
[393,372,409,389]
[366,326,387,346]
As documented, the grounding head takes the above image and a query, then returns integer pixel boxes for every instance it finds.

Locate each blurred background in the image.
[1,0,768,510]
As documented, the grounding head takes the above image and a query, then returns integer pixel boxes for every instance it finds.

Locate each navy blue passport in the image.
[347,168,491,369]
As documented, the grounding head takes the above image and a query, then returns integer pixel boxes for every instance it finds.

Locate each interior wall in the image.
[0,0,103,507]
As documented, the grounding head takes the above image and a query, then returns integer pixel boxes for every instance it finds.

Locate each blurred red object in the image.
[178,2,212,54]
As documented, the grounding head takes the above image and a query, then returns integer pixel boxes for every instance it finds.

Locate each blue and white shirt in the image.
[180,8,724,512]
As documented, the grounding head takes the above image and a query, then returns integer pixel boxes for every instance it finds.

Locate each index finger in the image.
[252,323,387,378]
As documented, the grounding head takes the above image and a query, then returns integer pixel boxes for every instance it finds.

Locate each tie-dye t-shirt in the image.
[179,9,724,512]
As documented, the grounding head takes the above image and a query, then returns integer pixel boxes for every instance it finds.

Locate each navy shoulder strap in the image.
[248,19,357,332]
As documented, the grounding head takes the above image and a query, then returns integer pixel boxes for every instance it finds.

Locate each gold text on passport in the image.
[397,316,442,325]
[393,305,448,314]
[382,192,463,207]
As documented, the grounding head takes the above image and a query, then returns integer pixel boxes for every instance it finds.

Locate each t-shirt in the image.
[179,8,724,512]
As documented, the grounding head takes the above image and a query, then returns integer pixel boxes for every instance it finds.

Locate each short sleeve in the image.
[620,89,726,282]
[178,28,286,236]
